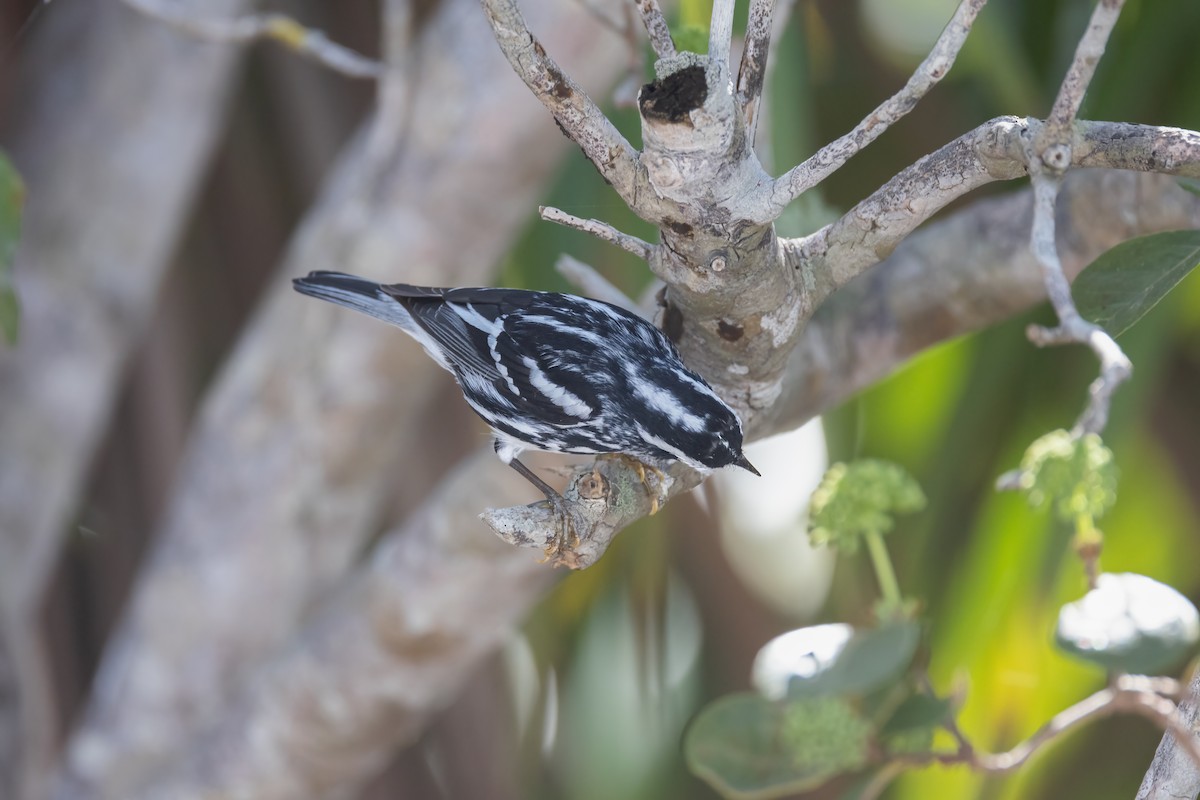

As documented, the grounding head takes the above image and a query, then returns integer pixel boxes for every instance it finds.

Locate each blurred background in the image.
[2,0,1199,798]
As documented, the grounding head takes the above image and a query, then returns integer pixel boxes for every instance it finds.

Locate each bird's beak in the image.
[733,452,760,476]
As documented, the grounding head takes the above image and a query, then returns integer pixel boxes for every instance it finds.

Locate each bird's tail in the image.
[293,270,453,371]
[293,271,418,331]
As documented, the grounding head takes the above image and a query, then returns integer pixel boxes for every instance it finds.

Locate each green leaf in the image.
[751,622,921,700]
[685,693,839,799]
[1056,572,1200,675]
[0,151,24,345]
[1019,430,1118,523]
[878,692,954,755]
[1074,230,1200,337]
[809,460,926,552]
[879,692,954,737]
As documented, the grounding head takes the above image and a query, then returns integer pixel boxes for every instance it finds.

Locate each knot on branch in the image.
[639,64,708,124]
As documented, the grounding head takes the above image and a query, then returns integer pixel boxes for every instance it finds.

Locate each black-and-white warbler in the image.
[293,271,759,551]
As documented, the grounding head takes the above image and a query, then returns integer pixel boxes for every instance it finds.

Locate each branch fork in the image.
[1015,0,1132,441]
[477,0,1192,567]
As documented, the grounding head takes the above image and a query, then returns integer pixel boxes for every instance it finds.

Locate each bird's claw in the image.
[536,493,582,568]
[600,454,668,514]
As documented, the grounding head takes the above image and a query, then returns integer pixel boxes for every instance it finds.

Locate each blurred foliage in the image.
[809,460,927,552]
[497,0,1200,798]
[685,693,844,798]
[1019,431,1117,523]
[780,696,872,773]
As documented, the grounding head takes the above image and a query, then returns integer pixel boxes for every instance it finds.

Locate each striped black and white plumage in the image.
[293,271,759,517]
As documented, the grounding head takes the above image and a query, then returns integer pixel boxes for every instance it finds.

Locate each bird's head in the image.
[696,410,759,476]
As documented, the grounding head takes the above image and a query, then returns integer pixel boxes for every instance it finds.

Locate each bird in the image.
[293,271,759,559]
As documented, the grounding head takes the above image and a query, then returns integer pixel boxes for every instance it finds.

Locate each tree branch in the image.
[554,254,643,315]
[52,1,629,796]
[1039,0,1125,149]
[539,205,653,260]
[736,0,776,141]
[119,172,1200,795]
[120,0,384,78]
[486,169,1200,564]
[127,450,554,800]
[1022,0,1130,437]
[0,0,253,795]
[1139,671,1200,800]
[708,0,736,66]
[770,171,1199,435]
[887,681,1200,776]
[769,0,988,215]
[481,0,641,202]
[781,118,1200,306]
[635,0,676,60]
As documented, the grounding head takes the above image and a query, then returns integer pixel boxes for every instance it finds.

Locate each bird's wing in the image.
[381,285,509,378]
[382,285,598,426]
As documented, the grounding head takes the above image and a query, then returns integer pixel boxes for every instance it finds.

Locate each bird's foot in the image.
[599,454,668,515]
[535,492,582,569]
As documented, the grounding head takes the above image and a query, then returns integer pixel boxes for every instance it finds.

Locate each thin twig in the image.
[1120,675,1185,699]
[1024,0,1131,436]
[121,0,384,79]
[891,687,1200,777]
[1026,315,1132,434]
[709,0,737,66]
[973,687,1119,772]
[555,255,644,315]
[737,0,776,140]
[1038,0,1127,152]
[540,206,654,260]
[636,0,676,59]
[770,0,988,214]
[481,0,641,202]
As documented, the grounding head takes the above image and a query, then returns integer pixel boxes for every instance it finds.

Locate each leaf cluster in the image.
[808,460,926,553]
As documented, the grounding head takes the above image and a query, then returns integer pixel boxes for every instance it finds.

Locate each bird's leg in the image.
[599,454,668,515]
[504,456,580,566]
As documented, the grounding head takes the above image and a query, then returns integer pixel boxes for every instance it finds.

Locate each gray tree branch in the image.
[1138,671,1200,800]
[771,170,1200,434]
[51,0,627,797]
[130,450,552,800]
[769,0,989,213]
[120,0,383,78]
[481,0,641,202]
[1022,0,1131,437]
[28,0,1200,796]
[736,0,775,140]
[635,0,676,60]
[138,171,1200,798]
[0,1,253,796]
[783,118,1200,305]
[485,111,1200,566]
